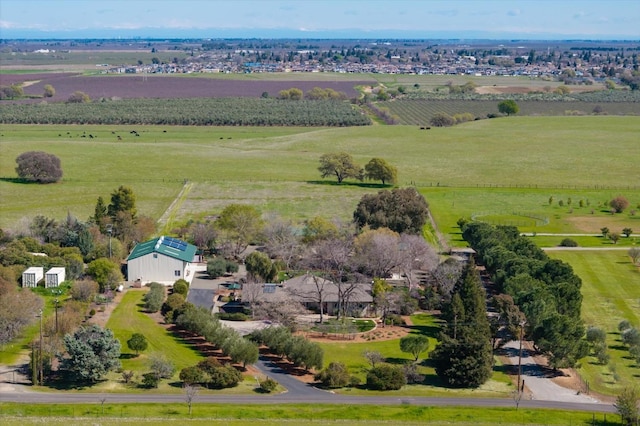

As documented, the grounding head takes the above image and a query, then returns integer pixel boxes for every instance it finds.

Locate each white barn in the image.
[45,267,66,288]
[22,266,44,288]
[126,236,197,285]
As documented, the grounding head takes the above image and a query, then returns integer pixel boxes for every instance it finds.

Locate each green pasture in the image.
[106,289,204,375]
[319,313,513,398]
[0,403,613,426]
[1,117,639,236]
[548,250,640,395]
[425,187,640,247]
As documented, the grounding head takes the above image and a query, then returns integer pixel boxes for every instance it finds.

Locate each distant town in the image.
[3,38,639,84]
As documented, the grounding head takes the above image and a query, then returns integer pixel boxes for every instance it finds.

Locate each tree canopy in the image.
[364,158,397,185]
[59,324,121,382]
[215,204,263,257]
[498,100,519,116]
[318,152,363,184]
[353,187,429,234]
[15,151,63,183]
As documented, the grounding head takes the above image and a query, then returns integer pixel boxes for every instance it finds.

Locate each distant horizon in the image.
[2,28,639,42]
[1,0,638,41]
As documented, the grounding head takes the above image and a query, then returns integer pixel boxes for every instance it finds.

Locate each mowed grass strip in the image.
[547,250,640,394]
[106,289,204,374]
[0,403,612,425]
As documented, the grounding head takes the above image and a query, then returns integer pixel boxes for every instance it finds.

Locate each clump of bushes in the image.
[207,258,239,278]
[366,363,406,390]
[559,238,578,247]
[144,282,165,312]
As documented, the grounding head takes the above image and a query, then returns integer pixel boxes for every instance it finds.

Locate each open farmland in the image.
[1,73,373,102]
[381,99,640,124]
[1,116,638,236]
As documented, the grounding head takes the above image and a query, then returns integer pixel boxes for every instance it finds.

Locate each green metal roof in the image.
[127,236,197,263]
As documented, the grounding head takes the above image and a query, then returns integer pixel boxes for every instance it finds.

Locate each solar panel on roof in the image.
[161,236,187,251]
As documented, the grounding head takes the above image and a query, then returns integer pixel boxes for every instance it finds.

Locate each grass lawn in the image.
[319,313,513,398]
[547,250,640,395]
[106,289,204,374]
[0,403,611,425]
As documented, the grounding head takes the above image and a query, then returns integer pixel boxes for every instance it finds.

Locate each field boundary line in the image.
[157,180,192,234]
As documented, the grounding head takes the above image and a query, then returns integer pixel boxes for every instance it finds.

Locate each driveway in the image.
[502,340,599,404]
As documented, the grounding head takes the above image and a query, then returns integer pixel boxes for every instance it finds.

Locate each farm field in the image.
[381,99,640,124]
[547,250,640,395]
[1,117,638,239]
[0,74,371,103]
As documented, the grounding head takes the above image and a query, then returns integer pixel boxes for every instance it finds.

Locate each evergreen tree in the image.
[431,260,493,387]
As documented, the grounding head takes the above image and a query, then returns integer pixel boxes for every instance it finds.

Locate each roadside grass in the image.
[531,235,639,248]
[1,117,639,233]
[547,250,640,395]
[0,403,612,425]
[106,289,204,375]
[319,313,513,397]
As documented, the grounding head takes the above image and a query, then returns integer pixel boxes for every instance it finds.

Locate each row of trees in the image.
[277,87,347,100]
[174,304,259,368]
[318,152,398,185]
[250,326,323,372]
[0,98,371,126]
[462,222,588,368]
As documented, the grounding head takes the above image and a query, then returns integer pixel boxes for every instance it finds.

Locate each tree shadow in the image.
[306,180,393,189]
[0,177,41,184]
[119,353,137,360]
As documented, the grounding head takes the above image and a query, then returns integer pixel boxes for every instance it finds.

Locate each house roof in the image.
[258,273,373,304]
[127,236,197,263]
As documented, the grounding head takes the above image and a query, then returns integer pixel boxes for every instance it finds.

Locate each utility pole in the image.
[107,224,113,259]
[38,309,43,386]
[54,298,59,335]
[516,320,526,391]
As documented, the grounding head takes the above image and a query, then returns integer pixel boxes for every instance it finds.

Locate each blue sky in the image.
[1,0,639,39]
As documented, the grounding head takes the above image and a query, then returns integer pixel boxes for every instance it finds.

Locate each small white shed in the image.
[22,266,44,288]
[45,267,66,288]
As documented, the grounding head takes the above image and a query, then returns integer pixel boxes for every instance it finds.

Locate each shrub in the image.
[207,365,242,389]
[559,238,578,247]
[173,279,189,296]
[143,282,165,312]
[215,312,248,321]
[179,366,206,385]
[610,196,630,213]
[142,372,159,388]
[430,112,455,127]
[366,363,406,390]
[315,362,351,388]
[67,91,91,103]
[259,378,278,393]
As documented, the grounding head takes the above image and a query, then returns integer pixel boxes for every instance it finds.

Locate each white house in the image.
[22,266,44,288]
[126,236,198,285]
[45,267,66,288]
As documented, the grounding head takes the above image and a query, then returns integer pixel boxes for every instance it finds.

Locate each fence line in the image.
[408,182,640,191]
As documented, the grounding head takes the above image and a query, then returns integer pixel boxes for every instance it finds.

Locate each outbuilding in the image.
[22,266,44,288]
[126,236,197,285]
[45,267,66,288]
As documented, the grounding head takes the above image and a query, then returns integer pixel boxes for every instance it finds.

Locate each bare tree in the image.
[286,273,331,323]
[353,228,401,278]
[253,295,309,329]
[363,350,385,367]
[308,237,357,319]
[242,281,264,318]
[184,383,199,416]
[430,259,463,301]
[263,214,302,270]
[397,233,439,289]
